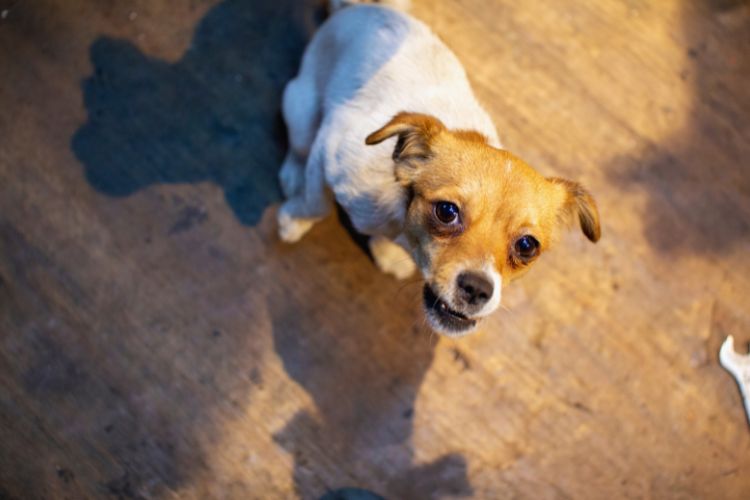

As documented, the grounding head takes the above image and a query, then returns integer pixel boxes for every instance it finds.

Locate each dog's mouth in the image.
[423,284,478,336]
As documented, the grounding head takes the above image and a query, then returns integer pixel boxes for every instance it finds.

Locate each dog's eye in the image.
[514,235,539,260]
[434,201,460,224]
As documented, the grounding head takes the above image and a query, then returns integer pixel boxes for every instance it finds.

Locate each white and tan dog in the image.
[277,0,600,336]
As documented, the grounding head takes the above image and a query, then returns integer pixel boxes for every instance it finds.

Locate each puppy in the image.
[277,0,600,336]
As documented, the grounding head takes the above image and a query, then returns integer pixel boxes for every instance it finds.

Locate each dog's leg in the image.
[369,235,416,279]
[277,137,332,243]
[279,77,320,198]
[278,73,331,242]
[279,151,305,199]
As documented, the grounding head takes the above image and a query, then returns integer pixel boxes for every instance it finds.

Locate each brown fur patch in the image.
[366,112,600,315]
[365,112,445,161]
[548,177,602,242]
[453,130,489,144]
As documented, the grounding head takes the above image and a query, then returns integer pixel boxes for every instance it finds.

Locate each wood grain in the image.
[1,0,748,498]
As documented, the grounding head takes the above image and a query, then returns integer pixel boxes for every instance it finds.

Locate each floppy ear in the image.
[548,178,601,242]
[365,112,445,162]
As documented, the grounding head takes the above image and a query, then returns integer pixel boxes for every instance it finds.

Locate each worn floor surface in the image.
[1,0,749,498]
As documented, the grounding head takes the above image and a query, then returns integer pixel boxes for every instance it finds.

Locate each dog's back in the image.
[281,3,499,234]
[329,0,412,13]
[306,4,499,141]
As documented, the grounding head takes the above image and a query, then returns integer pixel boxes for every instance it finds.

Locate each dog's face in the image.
[366,113,600,336]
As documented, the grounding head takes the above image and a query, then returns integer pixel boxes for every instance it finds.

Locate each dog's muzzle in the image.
[423,284,478,335]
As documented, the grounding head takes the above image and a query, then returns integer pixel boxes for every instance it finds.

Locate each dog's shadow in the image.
[71,0,471,497]
[72,0,321,225]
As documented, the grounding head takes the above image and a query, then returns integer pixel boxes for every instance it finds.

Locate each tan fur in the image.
[367,113,600,313]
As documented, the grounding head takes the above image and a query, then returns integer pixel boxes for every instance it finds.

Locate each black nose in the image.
[456,272,493,307]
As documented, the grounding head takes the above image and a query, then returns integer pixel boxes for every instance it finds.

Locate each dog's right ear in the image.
[365,112,445,162]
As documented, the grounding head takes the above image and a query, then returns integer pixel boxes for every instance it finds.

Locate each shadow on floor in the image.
[604,0,750,256]
[267,243,472,498]
[68,0,471,498]
[72,0,322,225]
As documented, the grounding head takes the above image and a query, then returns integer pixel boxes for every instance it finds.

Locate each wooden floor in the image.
[1,0,749,498]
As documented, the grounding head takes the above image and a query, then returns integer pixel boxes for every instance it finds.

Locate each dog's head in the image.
[366,112,600,336]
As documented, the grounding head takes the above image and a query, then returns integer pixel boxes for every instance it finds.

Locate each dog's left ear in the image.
[365,112,445,162]
[548,177,601,242]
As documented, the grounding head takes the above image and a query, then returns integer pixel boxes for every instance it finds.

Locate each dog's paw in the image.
[277,209,315,243]
[370,236,416,280]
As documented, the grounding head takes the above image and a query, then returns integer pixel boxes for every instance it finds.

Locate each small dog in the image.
[277,0,600,336]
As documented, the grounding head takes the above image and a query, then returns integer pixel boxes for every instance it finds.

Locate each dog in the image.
[277,0,600,336]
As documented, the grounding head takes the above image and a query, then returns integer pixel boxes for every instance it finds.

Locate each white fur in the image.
[330,0,412,12]
[479,262,502,317]
[277,4,500,249]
